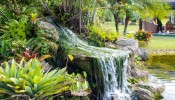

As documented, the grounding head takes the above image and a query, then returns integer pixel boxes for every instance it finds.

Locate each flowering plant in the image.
[134,30,152,42]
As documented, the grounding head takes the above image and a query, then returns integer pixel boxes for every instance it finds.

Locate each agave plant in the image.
[0,58,82,99]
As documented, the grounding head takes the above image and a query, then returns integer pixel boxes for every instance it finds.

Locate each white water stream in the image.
[47,18,131,100]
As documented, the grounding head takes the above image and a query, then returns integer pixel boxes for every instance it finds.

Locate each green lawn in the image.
[146,36,175,50]
[101,22,139,35]
[102,22,175,50]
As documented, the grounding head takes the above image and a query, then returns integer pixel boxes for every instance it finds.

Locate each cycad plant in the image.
[0,58,87,99]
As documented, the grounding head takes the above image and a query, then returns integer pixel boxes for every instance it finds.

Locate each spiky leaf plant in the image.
[0,58,82,99]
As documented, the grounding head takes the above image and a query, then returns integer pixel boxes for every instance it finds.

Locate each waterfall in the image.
[46,18,131,100]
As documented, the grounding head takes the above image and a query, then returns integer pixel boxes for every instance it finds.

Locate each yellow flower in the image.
[30,13,37,22]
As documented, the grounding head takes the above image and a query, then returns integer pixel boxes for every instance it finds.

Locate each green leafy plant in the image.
[1,15,30,39]
[0,39,11,59]
[16,48,51,62]
[134,30,152,42]
[87,26,118,46]
[34,25,58,55]
[134,55,146,69]
[88,26,118,42]
[0,38,33,60]
[0,58,90,99]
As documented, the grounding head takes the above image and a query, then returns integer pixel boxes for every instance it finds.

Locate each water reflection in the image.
[148,69,175,100]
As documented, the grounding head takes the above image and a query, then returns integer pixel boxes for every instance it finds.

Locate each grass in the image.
[101,22,139,35]
[146,36,175,50]
[101,22,175,50]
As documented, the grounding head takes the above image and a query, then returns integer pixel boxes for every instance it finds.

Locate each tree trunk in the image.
[122,17,125,25]
[123,14,130,35]
[113,12,119,33]
[139,18,143,30]
[79,0,82,34]
[91,0,97,25]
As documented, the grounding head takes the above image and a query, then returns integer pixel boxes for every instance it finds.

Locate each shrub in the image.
[87,26,118,46]
[1,15,30,40]
[88,26,118,42]
[0,58,89,99]
[134,30,152,42]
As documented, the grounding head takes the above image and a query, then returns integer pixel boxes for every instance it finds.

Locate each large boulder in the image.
[131,87,153,100]
[134,83,165,95]
[137,48,149,61]
[36,19,59,41]
[132,82,165,100]
[35,19,59,54]
[115,38,138,53]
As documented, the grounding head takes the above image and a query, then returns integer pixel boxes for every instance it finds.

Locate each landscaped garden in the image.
[0,0,175,100]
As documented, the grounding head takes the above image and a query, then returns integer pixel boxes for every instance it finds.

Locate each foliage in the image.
[0,58,89,99]
[134,56,146,69]
[33,23,59,55]
[126,33,134,38]
[16,48,51,62]
[104,9,114,22]
[1,15,30,40]
[88,26,118,42]
[128,77,148,85]
[0,39,33,60]
[86,26,118,46]
[134,30,152,42]
[0,39,11,59]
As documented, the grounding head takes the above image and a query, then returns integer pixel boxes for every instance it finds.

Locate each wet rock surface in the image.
[131,87,153,100]
[137,48,149,61]
[132,82,165,100]
[130,69,149,78]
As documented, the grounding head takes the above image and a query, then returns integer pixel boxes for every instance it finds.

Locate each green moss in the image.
[146,54,175,70]
[128,77,148,85]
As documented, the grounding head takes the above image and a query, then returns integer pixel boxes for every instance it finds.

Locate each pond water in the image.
[148,69,175,100]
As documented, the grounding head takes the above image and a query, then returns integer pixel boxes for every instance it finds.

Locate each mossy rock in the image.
[146,54,175,70]
[131,87,153,100]
[68,56,104,98]
[133,83,164,100]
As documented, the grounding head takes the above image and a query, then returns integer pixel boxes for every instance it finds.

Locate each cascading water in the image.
[46,18,131,100]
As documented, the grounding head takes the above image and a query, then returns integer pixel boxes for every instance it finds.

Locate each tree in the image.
[109,0,171,35]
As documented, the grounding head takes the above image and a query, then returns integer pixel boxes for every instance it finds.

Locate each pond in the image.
[148,69,175,100]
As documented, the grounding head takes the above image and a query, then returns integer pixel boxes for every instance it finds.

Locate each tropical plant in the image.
[0,58,89,99]
[0,39,11,60]
[0,39,33,60]
[16,48,51,62]
[134,30,152,42]
[1,15,30,40]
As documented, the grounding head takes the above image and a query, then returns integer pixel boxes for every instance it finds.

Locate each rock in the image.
[137,48,149,61]
[115,38,138,53]
[69,56,104,98]
[36,19,59,41]
[135,83,165,95]
[130,69,149,78]
[131,87,153,100]
[132,82,165,100]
